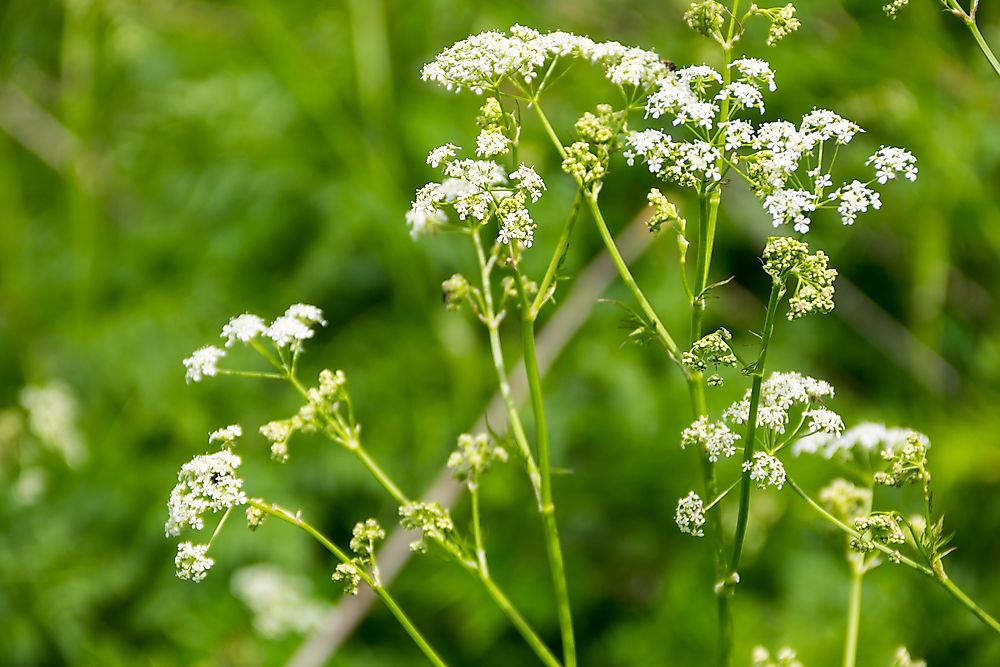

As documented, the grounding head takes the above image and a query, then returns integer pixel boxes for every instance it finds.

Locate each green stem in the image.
[470,484,488,576]
[478,574,563,667]
[964,18,1000,77]
[531,190,584,318]
[250,500,449,667]
[785,476,931,574]
[788,475,1000,634]
[936,573,1000,635]
[515,265,577,667]
[586,191,683,364]
[728,281,782,576]
[843,562,864,667]
[471,228,544,502]
[528,101,683,366]
[690,186,732,667]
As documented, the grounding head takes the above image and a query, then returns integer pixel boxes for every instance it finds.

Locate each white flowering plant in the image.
[164,3,1000,666]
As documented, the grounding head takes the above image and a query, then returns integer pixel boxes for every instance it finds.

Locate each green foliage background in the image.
[1,0,999,665]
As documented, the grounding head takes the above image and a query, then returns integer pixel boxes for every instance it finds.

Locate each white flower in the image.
[681,416,741,462]
[165,449,247,536]
[724,371,835,434]
[421,29,548,93]
[183,345,226,383]
[804,407,845,436]
[476,129,512,157]
[19,381,86,467]
[800,109,862,145]
[604,45,668,88]
[716,82,765,113]
[267,316,315,348]
[209,424,242,445]
[730,58,776,92]
[427,143,458,168]
[675,65,723,88]
[285,304,326,326]
[510,164,546,202]
[794,421,928,458]
[743,452,786,489]
[175,542,215,582]
[866,146,918,184]
[718,120,755,151]
[646,78,718,128]
[221,314,266,347]
[231,564,331,637]
[675,491,706,537]
[833,180,881,225]
[498,205,536,248]
[763,188,817,233]
[406,206,447,238]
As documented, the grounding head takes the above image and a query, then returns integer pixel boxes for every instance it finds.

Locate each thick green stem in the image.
[843,563,864,667]
[251,500,449,667]
[471,229,544,501]
[964,18,1000,77]
[516,267,577,667]
[690,187,732,667]
[728,281,782,576]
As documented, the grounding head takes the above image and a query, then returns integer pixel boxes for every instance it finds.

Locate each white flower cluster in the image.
[626,130,722,186]
[681,416,741,462]
[421,25,668,95]
[867,146,918,184]
[752,646,804,667]
[165,447,247,537]
[231,564,330,638]
[794,421,928,459]
[409,145,546,247]
[675,491,707,537]
[645,60,773,129]
[723,371,836,435]
[175,542,215,582]
[743,452,786,489]
[19,381,87,468]
[184,305,327,382]
[803,407,845,436]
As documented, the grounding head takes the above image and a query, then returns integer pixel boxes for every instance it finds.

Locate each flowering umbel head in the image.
[447,432,508,490]
[762,237,837,319]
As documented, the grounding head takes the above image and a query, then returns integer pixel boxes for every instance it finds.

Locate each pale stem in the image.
[471,227,544,502]
[843,560,864,667]
[470,484,489,577]
[249,500,449,667]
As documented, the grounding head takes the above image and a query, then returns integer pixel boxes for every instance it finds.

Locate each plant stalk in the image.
[516,265,577,667]
[728,281,782,576]
[251,500,449,667]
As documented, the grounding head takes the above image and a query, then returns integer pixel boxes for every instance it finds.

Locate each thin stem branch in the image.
[531,190,584,318]
[470,484,488,576]
[471,228,544,502]
[250,500,449,667]
[527,101,684,366]
[478,575,563,667]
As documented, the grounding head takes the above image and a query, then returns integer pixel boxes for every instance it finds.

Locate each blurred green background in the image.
[1,0,999,665]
